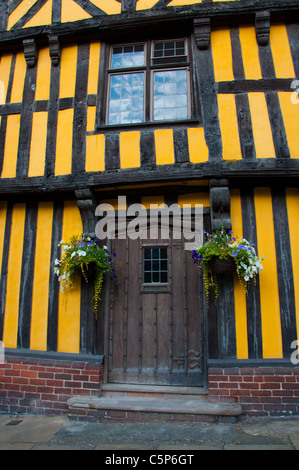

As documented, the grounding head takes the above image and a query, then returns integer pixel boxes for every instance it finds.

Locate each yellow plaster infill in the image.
[286,188,299,342]
[154,129,175,165]
[120,131,141,169]
[217,94,242,161]
[86,134,105,172]
[178,192,209,208]
[187,128,209,163]
[248,92,275,159]
[278,92,299,159]
[35,47,51,101]
[1,114,21,178]
[254,187,283,359]
[136,0,158,10]
[238,26,262,80]
[10,52,27,103]
[90,0,121,14]
[28,111,48,177]
[57,202,82,354]
[230,189,248,360]
[7,0,39,30]
[0,55,13,105]
[270,25,296,79]
[211,29,234,82]
[30,202,54,351]
[88,43,101,95]
[0,202,7,280]
[55,109,74,176]
[141,196,165,209]
[2,204,26,348]
[87,106,96,132]
[59,45,78,99]
[168,0,202,5]
[61,0,92,23]
[23,0,52,28]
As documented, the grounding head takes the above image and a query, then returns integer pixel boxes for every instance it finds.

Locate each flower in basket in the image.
[54,234,116,317]
[192,226,265,300]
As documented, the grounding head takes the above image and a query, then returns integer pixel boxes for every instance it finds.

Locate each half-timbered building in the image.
[0,0,299,420]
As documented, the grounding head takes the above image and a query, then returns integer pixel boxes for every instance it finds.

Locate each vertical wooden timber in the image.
[105,133,120,170]
[286,23,299,79]
[47,201,63,352]
[241,187,262,359]
[52,0,62,23]
[272,187,297,358]
[0,0,9,30]
[72,43,89,174]
[17,203,38,349]
[45,50,61,176]
[0,203,13,341]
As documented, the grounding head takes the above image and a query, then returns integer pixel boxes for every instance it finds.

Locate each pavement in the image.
[0,414,299,451]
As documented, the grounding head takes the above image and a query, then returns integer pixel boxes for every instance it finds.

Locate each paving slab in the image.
[224,444,292,451]
[290,434,299,450]
[0,416,66,445]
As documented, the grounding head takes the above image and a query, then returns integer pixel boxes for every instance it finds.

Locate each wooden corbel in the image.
[75,188,97,238]
[23,39,37,68]
[255,11,270,46]
[194,18,211,50]
[210,179,232,232]
[49,36,61,66]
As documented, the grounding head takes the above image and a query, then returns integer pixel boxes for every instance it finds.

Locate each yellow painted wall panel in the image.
[141,196,165,209]
[286,188,299,342]
[57,201,82,354]
[254,188,283,359]
[1,114,21,178]
[28,112,48,177]
[270,25,296,79]
[239,26,262,80]
[187,127,209,163]
[90,0,121,14]
[88,43,101,95]
[168,0,202,5]
[35,47,51,101]
[59,45,78,99]
[136,0,159,10]
[0,202,7,279]
[230,189,248,359]
[30,202,54,351]
[87,106,96,132]
[24,0,52,28]
[154,129,175,165]
[211,29,234,82]
[217,94,242,161]
[278,92,299,158]
[120,131,141,169]
[10,52,27,103]
[7,0,39,29]
[55,109,74,176]
[178,192,209,208]
[2,204,26,348]
[248,92,275,158]
[85,134,105,172]
[0,55,12,104]
[61,0,92,22]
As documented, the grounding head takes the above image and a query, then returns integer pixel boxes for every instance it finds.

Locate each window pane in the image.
[111,44,145,68]
[143,247,168,284]
[153,70,188,121]
[153,40,186,58]
[108,73,144,125]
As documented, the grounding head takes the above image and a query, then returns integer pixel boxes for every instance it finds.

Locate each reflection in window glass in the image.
[144,247,168,284]
[108,73,144,124]
[111,44,145,69]
[153,69,188,121]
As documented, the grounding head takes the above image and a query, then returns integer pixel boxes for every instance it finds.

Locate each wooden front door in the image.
[106,225,206,387]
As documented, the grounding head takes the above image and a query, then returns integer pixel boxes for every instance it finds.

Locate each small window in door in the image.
[144,247,168,284]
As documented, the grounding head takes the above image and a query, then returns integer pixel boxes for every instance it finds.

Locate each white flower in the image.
[78,250,86,257]
[103,245,108,250]
[71,252,77,257]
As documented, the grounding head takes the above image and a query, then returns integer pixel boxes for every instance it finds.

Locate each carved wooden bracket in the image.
[49,36,61,66]
[210,179,232,232]
[23,39,37,68]
[255,10,270,46]
[75,188,97,238]
[194,18,211,50]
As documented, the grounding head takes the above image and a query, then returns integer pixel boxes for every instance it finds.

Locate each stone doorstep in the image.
[67,395,242,417]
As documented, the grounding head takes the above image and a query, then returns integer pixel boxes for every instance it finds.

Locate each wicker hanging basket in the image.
[74,262,97,281]
[208,257,236,275]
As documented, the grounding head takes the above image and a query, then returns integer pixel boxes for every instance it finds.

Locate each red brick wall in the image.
[0,354,103,416]
[208,366,299,417]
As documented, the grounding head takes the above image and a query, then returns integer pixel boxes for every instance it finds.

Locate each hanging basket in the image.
[208,257,236,275]
[74,262,97,281]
